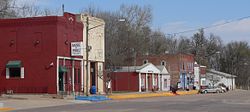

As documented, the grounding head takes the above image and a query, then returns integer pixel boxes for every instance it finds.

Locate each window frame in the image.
[161,60,166,66]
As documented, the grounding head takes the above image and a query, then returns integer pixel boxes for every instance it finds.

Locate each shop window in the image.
[143,60,148,64]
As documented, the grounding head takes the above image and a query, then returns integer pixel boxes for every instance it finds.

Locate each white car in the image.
[201,87,223,94]
[219,86,227,92]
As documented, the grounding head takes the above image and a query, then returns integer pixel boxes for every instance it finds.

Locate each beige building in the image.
[76,14,105,94]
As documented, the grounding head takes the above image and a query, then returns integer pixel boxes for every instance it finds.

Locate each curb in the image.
[0,108,15,111]
[108,90,198,100]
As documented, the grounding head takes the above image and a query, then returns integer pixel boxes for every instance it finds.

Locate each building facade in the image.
[0,13,84,94]
[206,69,236,90]
[76,14,105,94]
[136,53,195,90]
[112,63,170,92]
[194,62,207,89]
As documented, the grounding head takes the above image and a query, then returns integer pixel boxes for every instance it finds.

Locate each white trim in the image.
[6,68,9,79]
[146,73,148,91]
[81,60,84,91]
[72,60,75,92]
[21,67,24,78]
[158,74,160,90]
[152,73,155,86]
[56,58,59,92]
[139,73,141,92]
[57,56,83,61]
[57,56,84,93]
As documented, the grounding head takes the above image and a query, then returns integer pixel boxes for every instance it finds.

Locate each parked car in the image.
[200,87,223,94]
[219,86,227,92]
[217,83,228,92]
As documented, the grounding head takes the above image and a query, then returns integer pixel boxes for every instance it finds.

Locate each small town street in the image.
[14,90,250,112]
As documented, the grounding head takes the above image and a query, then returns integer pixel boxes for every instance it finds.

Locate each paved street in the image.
[13,90,250,112]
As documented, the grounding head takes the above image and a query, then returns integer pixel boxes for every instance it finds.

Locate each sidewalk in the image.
[0,94,91,111]
[108,90,199,100]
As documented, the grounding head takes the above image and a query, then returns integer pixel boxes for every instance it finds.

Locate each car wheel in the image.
[216,90,220,93]
[204,90,208,94]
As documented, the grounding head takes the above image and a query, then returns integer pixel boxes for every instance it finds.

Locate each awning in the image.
[59,66,67,73]
[6,60,22,68]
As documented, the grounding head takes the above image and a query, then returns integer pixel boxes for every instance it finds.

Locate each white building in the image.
[76,14,105,94]
[156,66,171,91]
[193,62,206,90]
[206,69,237,90]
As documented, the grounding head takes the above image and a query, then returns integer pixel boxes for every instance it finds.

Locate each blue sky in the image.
[19,0,250,43]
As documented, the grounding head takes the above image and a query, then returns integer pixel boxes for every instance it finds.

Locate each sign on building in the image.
[71,42,83,56]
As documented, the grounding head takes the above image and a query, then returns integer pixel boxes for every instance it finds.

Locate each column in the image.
[72,60,75,92]
[56,57,59,92]
[81,60,84,91]
[146,73,148,91]
[152,73,154,89]
[139,73,141,92]
[158,74,161,91]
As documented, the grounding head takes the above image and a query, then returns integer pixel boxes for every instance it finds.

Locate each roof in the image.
[113,66,138,72]
[207,69,237,78]
[114,63,160,74]
[0,12,82,27]
[156,66,169,74]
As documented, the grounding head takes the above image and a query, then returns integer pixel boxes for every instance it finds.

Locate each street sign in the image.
[71,42,83,56]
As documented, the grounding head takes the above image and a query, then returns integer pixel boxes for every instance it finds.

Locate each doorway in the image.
[59,72,64,91]
[90,62,96,86]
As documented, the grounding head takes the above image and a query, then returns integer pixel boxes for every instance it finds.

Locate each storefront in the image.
[0,12,84,94]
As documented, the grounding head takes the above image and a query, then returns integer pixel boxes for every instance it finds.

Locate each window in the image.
[161,60,166,66]
[9,68,21,77]
[6,67,24,79]
[143,60,148,64]
[164,79,168,88]
[141,78,145,87]
[201,78,206,85]
[182,63,185,70]
[6,60,24,79]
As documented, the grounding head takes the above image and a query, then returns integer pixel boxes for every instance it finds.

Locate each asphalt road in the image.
[14,90,250,112]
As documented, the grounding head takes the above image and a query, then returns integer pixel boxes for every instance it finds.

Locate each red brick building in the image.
[111,63,170,92]
[136,53,195,89]
[0,13,84,94]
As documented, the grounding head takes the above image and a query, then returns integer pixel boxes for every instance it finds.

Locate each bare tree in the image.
[0,0,16,18]
[177,36,192,54]
[220,41,250,89]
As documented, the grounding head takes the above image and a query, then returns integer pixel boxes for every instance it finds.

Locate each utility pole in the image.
[85,16,89,96]
[84,15,106,96]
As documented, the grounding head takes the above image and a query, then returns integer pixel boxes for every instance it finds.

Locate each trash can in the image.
[90,86,96,94]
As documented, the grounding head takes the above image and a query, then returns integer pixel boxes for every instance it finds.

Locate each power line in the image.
[167,15,250,36]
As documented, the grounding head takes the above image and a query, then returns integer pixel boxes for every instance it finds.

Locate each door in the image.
[90,62,96,86]
[59,72,64,91]
[148,75,152,91]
